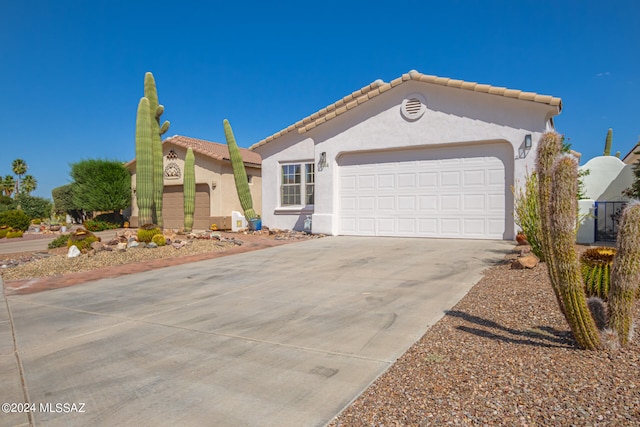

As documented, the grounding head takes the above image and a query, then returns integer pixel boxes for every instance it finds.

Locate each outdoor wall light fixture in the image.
[524,134,532,150]
[318,152,328,171]
[211,180,217,189]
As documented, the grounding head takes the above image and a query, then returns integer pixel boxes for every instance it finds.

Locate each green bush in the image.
[15,194,53,220]
[151,234,166,246]
[83,219,120,232]
[137,224,162,243]
[512,172,544,260]
[68,228,99,251]
[0,225,9,238]
[6,229,24,238]
[0,210,31,232]
[48,233,71,249]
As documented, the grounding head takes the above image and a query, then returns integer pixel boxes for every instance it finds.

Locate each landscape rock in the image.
[116,242,127,252]
[511,254,539,269]
[91,241,104,251]
[147,242,158,249]
[67,245,81,258]
[127,240,139,249]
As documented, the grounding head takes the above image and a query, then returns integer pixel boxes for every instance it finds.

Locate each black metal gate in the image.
[594,201,627,242]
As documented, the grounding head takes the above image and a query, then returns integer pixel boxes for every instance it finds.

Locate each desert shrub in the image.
[48,233,71,249]
[94,212,124,227]
[6,229,24,238]
[83,219,119,232]
[137,224,162,243]
[0,225,9,238]
[0,209,31,232]
[68,228,99,251]
[151,234,167,246]
[32,218,41,225]
[512,172,544,260]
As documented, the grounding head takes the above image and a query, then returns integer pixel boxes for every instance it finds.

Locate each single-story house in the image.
[250,70,562,240]
[126,135,262,230]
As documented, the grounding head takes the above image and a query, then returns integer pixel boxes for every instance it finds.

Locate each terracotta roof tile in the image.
[250,70,562,150]
[126,135,261,168]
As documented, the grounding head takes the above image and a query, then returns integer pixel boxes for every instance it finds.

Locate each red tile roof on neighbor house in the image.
[126,135,261,167]
[250,70,563,150]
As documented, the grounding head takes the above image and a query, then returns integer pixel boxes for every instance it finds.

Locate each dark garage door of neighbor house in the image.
[162,184,211,230]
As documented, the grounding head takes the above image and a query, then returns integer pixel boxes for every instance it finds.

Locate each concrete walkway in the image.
[1,236,512,427]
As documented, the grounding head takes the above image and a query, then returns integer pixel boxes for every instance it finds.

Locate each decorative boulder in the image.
[67,245,81,258]
[511,254,539,269]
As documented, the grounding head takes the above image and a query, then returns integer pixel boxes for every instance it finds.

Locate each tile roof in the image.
[250,70,563,150]
[126,135,261,167]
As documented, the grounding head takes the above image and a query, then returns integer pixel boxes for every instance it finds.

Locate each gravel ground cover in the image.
[330,249,640,427]
[0,239,237,281]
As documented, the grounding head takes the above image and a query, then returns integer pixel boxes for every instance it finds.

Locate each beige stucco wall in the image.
[128,142,262,228]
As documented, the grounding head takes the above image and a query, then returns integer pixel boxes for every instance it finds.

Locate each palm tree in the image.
[21,175,37,195]
[2,175,15,197]
[11,158,27,198]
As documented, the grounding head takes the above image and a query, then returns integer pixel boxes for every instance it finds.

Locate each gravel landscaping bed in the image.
[330,249,640,427]
[0,239,238,281]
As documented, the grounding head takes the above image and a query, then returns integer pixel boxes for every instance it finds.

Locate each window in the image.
[281,163,314,206]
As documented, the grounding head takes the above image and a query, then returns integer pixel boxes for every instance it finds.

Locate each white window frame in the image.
[278,161,315,209]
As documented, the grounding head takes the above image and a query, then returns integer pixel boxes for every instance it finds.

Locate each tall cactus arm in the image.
[183,147,195,232]
[135,97,154,226]
[609,201,640,346]
[223,119,257,220]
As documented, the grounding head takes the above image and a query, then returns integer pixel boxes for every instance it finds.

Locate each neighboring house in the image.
[250,70,562,240]
[622,141,640,165]
[126,135,262,230]
[576,153,635,244]
[579,156,634,202]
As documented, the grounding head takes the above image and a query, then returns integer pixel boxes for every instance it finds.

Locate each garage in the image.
[338,143,512,239]
[162,184,211,230]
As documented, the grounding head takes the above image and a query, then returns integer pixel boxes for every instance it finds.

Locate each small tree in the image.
[21,175,37,195]
[70,159,131,214]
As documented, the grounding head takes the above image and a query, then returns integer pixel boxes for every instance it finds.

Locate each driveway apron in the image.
[1,236,512,427]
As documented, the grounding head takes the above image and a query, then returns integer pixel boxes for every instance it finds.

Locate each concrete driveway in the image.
[1,236,511,427]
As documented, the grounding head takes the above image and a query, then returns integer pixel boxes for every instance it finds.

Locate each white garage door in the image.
[338,144,509,239]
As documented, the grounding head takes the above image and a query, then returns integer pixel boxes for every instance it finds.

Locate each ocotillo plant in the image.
[603,128,613,156]
[135,97,154,226]
[183,147,195,232]
[608,201,640,346]
[144,72,170,228]
[547,154,601,350]
[223,119,257,220]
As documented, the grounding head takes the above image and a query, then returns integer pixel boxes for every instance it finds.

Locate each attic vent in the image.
[400,95,427,121]
[167,150,178,160]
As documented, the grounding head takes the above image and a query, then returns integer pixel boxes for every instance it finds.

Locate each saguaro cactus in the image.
[144,72,170,228]
[548,155,601,350]
[603,128,613,156]
[183,147,195,232]
[223,119,257,220]
[608,201,640,346]
[135,97,154,226]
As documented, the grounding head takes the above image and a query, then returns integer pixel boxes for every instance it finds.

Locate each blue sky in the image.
[1,1,638,200]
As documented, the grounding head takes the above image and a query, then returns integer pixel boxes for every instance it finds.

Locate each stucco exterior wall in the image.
[254,80,558,238]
